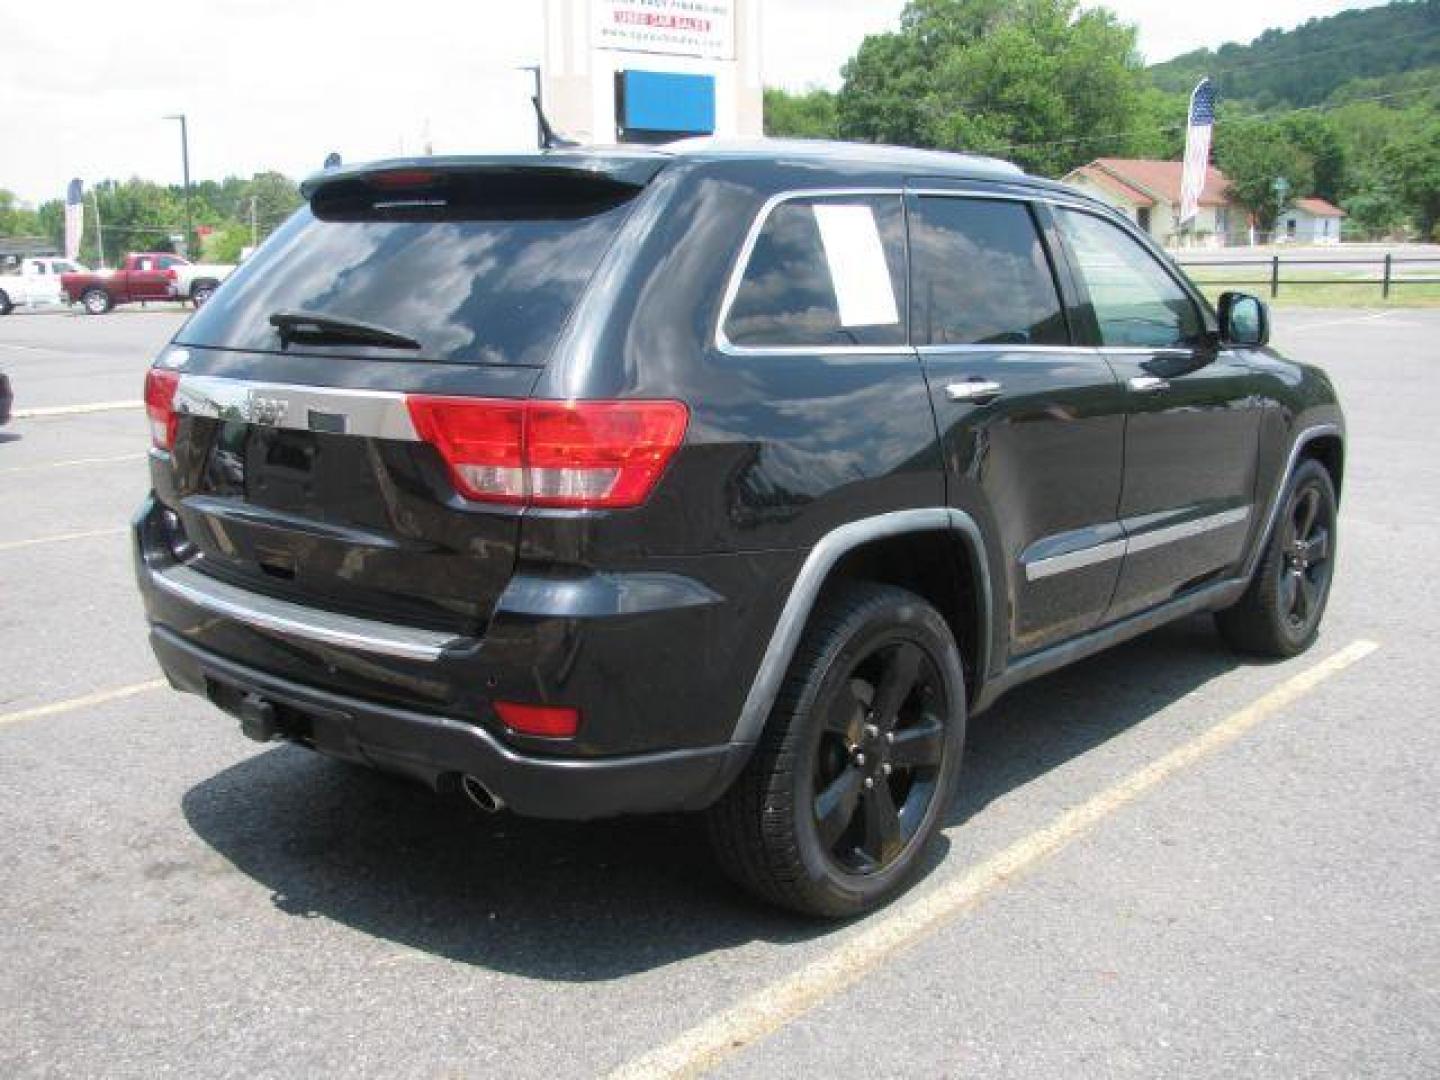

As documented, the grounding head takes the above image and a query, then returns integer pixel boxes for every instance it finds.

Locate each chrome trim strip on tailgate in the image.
[151,563,461,661]
[172,375,420,441]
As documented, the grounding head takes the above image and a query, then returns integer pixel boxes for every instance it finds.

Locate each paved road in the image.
[0,308,1435,1077]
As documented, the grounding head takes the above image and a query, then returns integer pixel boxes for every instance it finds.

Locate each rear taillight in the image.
[144,368,181,450]
[405,397,688,509]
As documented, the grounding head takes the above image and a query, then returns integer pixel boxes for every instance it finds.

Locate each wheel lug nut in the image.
[885,732,895,744]
[854,752,866,766]
[882,763,892,776]
[864,777,874,789]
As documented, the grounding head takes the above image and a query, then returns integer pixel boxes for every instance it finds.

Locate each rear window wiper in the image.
[268,309,421,351]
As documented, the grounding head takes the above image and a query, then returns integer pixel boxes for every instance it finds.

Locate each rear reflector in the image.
[144,368,181,450]
[494,701,581,738]
[405,397,688,509]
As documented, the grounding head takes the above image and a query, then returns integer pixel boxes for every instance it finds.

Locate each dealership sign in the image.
[593,1,735,60]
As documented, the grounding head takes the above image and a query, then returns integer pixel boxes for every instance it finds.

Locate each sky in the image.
[0,0,1388,206]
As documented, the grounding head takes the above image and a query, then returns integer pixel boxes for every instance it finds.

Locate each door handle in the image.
[1128,375,1170,393]
[944,379,1003,404]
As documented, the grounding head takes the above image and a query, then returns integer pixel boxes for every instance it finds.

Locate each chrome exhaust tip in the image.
[461,774,504,813]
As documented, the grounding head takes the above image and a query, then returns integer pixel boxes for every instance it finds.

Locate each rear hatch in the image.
[153,156,663,638]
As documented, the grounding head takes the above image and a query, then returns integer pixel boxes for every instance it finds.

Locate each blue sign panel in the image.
[620,70,716,134]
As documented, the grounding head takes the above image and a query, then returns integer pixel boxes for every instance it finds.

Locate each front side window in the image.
[723,195,906,348]
[909,197,1068,347]
[1056,208,1203,349]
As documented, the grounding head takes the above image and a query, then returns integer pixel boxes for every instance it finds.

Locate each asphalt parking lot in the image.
[1,306,1436,1078]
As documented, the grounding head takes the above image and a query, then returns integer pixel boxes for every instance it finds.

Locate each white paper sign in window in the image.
[812,204,900,328]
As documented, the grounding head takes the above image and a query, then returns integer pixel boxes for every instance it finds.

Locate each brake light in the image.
[144,368,181,450]
[368,169,439,190]
[494,701,581,738]
[405,397,688,509]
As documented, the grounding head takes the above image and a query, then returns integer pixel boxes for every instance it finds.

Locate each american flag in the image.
[1179,78,1216,226]
[64,178,84,262]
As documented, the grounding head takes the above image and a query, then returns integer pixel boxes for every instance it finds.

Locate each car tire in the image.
[1216,458,1338,658]
[706,582,966,918]
[191,281,217,307]
[81,288,112,315]
[0,290,12,316]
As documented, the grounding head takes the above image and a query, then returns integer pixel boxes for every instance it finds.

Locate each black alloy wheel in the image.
[813,641,946,874]
[708,582,966,917]
[1217,458,1338,657]
[1279,479,1334,635]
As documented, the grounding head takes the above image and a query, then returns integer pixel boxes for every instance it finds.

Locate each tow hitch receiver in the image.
[238,693,279,743]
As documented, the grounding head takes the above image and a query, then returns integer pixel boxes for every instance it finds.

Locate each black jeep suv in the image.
[135,140,1344,916]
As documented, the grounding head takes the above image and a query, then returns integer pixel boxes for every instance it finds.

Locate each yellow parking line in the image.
[0,527,127,553]
[609,638,1381,1080]
[12,400,142,419]
[0,679,167,729]
[0,453,146,476]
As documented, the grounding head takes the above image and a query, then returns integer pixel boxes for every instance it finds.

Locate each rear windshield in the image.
[178,171,641,366]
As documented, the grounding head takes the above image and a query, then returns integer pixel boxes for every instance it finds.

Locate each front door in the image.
[1051,206,1262,621]
[907,190,1128,658]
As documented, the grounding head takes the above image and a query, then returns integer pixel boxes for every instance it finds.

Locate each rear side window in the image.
[909,197,1068,347]
[722,195,906,348]
[178,171,641,366]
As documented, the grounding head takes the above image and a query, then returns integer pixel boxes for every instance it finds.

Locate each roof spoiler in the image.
[300,152,670,200]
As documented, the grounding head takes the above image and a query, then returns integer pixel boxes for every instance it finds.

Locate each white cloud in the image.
[0,0,1390,204]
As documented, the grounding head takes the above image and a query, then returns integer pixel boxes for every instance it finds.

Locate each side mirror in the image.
[1218,291,1269,348]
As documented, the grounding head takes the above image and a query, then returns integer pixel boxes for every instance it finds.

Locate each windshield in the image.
[177,174,640,366]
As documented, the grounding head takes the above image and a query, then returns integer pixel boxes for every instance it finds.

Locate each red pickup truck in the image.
[61,253,187,314]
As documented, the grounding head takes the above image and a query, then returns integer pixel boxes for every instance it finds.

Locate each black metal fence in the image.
[1173,252,1440,298]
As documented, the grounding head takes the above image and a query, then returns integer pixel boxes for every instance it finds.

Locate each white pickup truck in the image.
[0,257,87,315]
[172,259,237,307]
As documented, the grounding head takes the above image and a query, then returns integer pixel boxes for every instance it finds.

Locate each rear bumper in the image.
[149,626,746,820]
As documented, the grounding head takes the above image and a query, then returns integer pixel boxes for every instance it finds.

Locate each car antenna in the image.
[531,96,580,150]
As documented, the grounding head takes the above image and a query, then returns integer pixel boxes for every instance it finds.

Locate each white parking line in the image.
[0,453,146,476]
[0,527,128,553]
[0,679,167,729]
[11,400,142,419]
[610,638,1381,1080]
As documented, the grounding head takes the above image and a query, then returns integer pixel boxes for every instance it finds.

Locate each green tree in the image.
[1382,116,1440,237]
[833,0,1153,176]
[244,171,303,238]
[763,87,840,138]
[1279,113,1345,203]
[1213,119,1316,232]
[0,190,40,237]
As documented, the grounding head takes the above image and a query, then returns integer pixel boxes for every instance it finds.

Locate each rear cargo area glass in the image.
[177,172,639,366]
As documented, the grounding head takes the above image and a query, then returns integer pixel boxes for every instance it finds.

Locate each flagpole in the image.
[90,187,105,269]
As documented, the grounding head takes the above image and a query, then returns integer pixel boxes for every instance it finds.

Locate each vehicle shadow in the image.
[182,614,1239,982]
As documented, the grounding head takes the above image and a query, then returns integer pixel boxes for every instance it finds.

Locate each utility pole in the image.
[164,114,193,256]
[90,187,106,269]
[250,195,258,247]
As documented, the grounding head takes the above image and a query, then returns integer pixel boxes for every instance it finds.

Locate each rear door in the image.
[907,188,1127,657]
[1051,206,1262,620]
[160,166,649,641]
